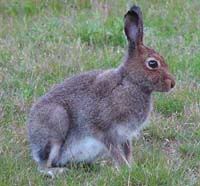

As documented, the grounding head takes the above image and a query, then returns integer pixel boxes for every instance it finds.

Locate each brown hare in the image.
[27,5,175,177]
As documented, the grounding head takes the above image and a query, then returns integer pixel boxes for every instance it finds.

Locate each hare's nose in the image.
[171,79,175,89]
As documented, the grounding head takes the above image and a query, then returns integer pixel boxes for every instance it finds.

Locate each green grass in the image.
[0,0,200,185]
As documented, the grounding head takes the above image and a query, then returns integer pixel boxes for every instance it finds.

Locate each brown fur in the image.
[27,5,175,171]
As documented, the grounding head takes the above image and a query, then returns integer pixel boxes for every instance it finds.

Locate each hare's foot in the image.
[38,166,68,178]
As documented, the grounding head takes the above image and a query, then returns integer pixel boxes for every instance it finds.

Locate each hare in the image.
[27,5,175,176]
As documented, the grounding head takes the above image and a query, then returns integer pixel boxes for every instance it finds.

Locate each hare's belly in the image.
[60,137,105,163]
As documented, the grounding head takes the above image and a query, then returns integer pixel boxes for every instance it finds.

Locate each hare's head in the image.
[123,6,175,92]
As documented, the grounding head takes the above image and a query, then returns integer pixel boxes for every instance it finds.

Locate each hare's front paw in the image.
[122,140,133,165]
[108,145,131,170]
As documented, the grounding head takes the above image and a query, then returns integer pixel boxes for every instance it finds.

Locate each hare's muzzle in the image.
[170,79,175,89]
[165,77,175,91]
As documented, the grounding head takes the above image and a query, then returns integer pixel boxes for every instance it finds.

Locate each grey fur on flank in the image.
[27,5,175,176]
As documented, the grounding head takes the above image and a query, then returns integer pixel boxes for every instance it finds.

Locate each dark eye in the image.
[148,60,158,68]
[145,58,160,70]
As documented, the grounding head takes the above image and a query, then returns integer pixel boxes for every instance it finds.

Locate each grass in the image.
[0,0,200,185]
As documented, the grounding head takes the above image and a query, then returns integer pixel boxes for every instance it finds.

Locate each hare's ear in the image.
[124,5,143,51]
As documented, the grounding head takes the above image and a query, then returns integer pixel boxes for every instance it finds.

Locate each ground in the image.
[0,0,200,185]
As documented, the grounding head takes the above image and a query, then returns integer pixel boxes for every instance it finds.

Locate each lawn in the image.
[0,0,200,185]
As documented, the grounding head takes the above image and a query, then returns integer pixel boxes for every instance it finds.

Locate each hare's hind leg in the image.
[38,140,69,178]
[31,135,67,177]
[46,140,62,168]
[42,105,70,167]
[29,104,70,174]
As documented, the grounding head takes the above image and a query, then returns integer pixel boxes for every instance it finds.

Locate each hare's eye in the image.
[148,60,158,68]
[145,59,160,70]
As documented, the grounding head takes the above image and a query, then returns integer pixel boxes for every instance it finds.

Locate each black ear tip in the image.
[129,5,142,15]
